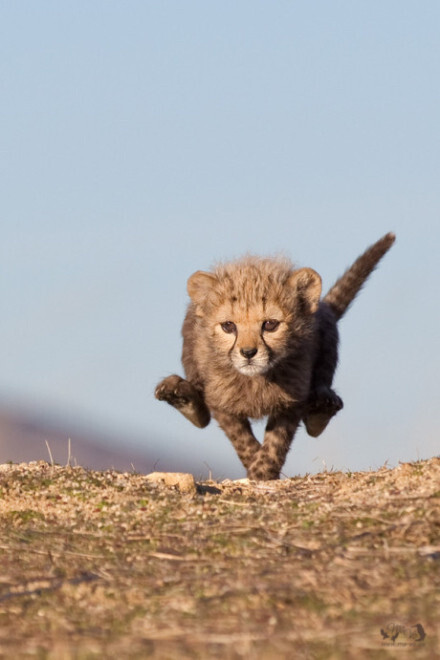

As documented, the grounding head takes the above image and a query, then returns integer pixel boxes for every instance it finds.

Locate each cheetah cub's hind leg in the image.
[303,386,343,438]
[155,374,211,428]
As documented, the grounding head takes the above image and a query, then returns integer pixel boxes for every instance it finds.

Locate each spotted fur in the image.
[156,233,395,480]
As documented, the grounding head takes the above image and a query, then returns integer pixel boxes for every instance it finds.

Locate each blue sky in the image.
[1,2,439,478]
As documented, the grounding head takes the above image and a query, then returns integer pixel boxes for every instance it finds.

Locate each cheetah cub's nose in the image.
[240,347,258,359]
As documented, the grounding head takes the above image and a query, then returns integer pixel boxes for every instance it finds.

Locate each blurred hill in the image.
[0,403,173,474]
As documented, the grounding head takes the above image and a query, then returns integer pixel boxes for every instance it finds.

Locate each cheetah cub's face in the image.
[187,257,322,377]
[213,300,287,376]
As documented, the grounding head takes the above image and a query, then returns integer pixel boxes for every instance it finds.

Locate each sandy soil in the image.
[0,457,439,658]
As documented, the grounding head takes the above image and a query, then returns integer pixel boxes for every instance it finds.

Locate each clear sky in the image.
[1,2,439,478]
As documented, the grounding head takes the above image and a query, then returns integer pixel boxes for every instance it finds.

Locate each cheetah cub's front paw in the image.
[155,375,211,428]
[155,374,192,405]
[303,386,343,438]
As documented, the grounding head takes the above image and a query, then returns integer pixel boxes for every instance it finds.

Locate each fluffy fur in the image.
[156,233,395,480]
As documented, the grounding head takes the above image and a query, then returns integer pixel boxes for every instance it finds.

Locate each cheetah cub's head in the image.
[187,256,321,377]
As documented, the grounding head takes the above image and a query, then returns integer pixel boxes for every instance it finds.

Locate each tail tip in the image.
[384,231,396,245]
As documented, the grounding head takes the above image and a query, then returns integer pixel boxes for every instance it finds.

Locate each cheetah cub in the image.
[156,233,395,480]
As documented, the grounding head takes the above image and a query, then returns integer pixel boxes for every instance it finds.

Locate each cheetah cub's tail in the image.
[323,232,396,321]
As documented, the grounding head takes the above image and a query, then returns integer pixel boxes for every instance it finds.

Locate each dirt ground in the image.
[0,456,439,659]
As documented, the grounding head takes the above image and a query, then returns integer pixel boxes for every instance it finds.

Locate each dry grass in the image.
[0,457,439,658]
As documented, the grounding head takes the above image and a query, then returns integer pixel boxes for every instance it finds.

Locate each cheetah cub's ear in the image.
[287,267,322,314]
[187,271,218,305]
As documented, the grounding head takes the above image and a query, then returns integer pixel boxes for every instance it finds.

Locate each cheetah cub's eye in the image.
[262,319,280,332]
[221,321,237,334]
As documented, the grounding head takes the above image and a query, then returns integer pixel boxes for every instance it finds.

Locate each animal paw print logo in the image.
[380,622,426,646]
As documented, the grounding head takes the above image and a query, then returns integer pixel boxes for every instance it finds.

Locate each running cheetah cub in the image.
[156,233,395,480]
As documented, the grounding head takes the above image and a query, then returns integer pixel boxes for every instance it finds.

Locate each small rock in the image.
[145,472,196,494]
